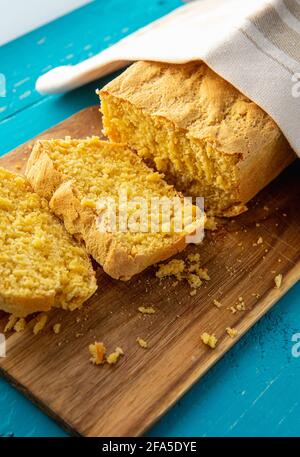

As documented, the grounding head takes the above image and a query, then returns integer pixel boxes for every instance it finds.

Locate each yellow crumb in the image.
[190,289,197,296]
[14,318,26,333]
[138,306,155,314]
[230,306,237,314]
[53,323,61,334]
[156,259,185,279]
[201,332,218,349]
[204,216,217,231]
[226,327,238,338]
[187,273,202,289]
[4,315,18,333]
[187,253,200,263]
[213,299,222,308]
[238,296,243,302]
[89,341,106,365]
[274,274,283,289]
[33,314,48,335]
[257,236,263,244]
[236,302,246,311]
[106,347,124,365]
[136,337,148,349]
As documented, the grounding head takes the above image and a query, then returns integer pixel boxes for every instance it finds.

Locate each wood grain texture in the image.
[0,107,299,437]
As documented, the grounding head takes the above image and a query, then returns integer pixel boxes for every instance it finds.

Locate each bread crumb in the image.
[230,306,237,314]
[187,253,200,263]
[33,314,48,335]
[274,274,283,289]
[136,337,148,349]
[256,223,260,227]
[257,236,263,245]
[106,347,124,365]
[201,332,218,349]
[205,216,217,231]
[226,327,238,338]
[14,318,26,333]
[213,299,222,308]
[236,302,246,311]
[138,306,155,314]
[53,323,61,334]
[4,315,18,333]
[187,273,202,289]
[89,341,106,365]
[156,259,185,279]
[190,289,197,296]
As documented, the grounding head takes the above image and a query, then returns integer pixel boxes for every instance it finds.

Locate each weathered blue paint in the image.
[0,0,299,437]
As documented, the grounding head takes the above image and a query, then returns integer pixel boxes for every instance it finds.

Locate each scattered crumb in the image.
[157,253,210,292]
[76,332,83,338]
[156,259,185,279]
[89,342,106,365]
[256,223,260,227]
[187,253,200,263]
[33,314,48,335]
[205,216,218,231]
[138,306,155,315]
[230,306,237,314]
[274,274,283,289]
[76,317,81,323]
[213,299,222,308]
[263,206,269,211]
[106,347,124,365]
[236,302,246,311]
[201,332,218,349]
[226,327,238,338]
[238,296,243,302]
[136,337,148,349]
[4,315,18,333]
[257,236,263,245]
[53,323,61,334]
[190,289,197,296]
[14,318,26,333]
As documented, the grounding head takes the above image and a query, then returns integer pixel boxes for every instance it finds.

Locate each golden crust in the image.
[26,140,199,281]
[101,61,285,156]
[100,61,295,214]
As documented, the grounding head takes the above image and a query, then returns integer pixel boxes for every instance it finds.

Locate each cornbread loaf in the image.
[0,167,97,317]
[26,137,202,280]
[100,61,295,216]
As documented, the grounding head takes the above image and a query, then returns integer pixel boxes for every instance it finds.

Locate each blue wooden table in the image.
[0,0,299,437]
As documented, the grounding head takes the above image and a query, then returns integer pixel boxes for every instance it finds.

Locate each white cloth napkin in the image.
[108,0,300,157]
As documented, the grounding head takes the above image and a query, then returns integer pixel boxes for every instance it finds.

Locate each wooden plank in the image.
[0,106,299,437]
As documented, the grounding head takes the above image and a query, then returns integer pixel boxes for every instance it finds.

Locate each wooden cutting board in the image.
[0,106,299,437]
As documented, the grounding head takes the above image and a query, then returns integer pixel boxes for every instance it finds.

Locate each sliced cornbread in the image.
[0,167,97,317]
[26,137,202,280]
[100,61,295,216]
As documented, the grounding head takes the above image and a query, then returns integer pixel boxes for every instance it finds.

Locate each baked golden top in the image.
[101,61,282,156]
[0,167,97,315]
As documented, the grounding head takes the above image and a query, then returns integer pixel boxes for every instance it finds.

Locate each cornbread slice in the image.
[100,61,295,216]
[26,137,202,280]
[0,167,97,317]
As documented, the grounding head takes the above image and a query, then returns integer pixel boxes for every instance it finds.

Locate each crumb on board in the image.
[89,341,106,365]
[274,274,283,289]
[156,254,210,290]
[33,314,48,335]
[136,337,148,349]
[226,327,238,338]
[106,347,124,365]
[4,315,18,333]
[213,299,222,308]
[230,306,237,314]
[204,216,218,231]
[53,323,61,334]
[190,289,197,296]
[201,332,218,349]
[257,236,263,245]
[138,306,155,314]
[14,318,26,333]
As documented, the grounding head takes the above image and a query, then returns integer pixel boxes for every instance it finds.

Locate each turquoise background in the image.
[0,0,299,437]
